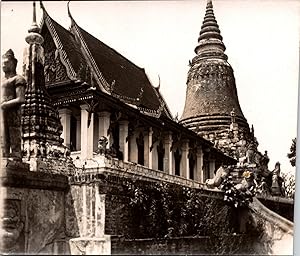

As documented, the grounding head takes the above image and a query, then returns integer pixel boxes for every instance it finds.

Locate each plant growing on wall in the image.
[122,178,237,239]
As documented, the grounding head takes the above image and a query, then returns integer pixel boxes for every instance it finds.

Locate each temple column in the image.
[58,108,72,148]
[196,146,204,183]
[143,129,149,167]
[152,141,158,170]
[129,130,138,163]
[80,104,94,159]
[209,157,216,179]
[97,111,111,147]
[75,115,81,151]
[181,139,189,178]
[119,120,129,162]
[163,132,173,175]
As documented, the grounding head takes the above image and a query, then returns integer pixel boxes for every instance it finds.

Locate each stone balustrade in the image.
[70,156,205,189]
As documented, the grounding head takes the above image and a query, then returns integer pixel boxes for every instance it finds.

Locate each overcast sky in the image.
[1,0,299,173]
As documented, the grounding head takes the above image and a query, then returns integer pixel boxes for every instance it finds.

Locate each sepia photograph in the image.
[0,0,299,254]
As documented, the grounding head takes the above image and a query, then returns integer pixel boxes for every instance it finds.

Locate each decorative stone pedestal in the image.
[0,161,69,254]
[73,155,106,169]
[69,236,111,255]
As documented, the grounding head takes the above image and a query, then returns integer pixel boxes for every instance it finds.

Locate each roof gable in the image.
[40,3,173,119]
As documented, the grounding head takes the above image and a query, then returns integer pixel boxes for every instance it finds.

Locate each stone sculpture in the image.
[206,166,232,188]
[271,162,285,196]
[235,170,256,192]
[0,199,25,254]
[1,49,26,160]
[96,136,108,155]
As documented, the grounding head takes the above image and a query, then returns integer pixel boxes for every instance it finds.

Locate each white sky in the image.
[1,0,299,173]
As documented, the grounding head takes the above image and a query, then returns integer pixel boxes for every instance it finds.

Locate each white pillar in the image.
[58,108,72,148]
[119,120,129,162]
[163,132,173,175]
[75,115,81,151]
[129,130,138,163]
[196,146,204,183]
[181,139,189,178]
[81,104,94,160]
[143,130,150,167]
[209,158,216,179]
[97,111,111,147]
[151,141,158,170]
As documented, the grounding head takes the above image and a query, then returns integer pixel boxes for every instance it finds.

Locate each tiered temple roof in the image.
[40,2,172,119]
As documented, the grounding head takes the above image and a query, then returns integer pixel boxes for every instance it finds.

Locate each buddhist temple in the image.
[31,1,236,181]
[0,1,294,255]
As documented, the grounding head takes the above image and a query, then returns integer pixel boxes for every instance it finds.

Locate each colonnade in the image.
[58,105,216,182]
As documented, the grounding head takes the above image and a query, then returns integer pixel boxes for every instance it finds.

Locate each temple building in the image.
[1,1,293,255]
[31,2,236,181]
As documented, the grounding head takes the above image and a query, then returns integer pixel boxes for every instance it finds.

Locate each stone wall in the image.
[65,182,105,239]
[104,193,132,237]
[102,177,238,239]
[69,165,294,255]
[111,233,264,254]
[1,160,294,255]
[249,197,293,255]
[111,236,211,254]
[257,196,294,222]
[0,168,69,254]
[69,170,240,242]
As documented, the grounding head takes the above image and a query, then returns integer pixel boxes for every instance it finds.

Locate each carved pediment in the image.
[42,29,70,85]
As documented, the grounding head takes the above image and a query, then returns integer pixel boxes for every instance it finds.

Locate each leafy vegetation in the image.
[287,138,296,167]
[118,178,262,254]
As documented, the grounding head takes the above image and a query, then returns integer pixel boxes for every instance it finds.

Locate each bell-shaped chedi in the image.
[180,0,249,137]
[180,1,271,174]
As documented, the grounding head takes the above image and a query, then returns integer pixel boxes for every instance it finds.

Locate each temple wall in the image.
[249,197,294,255]
[0,169,69,254]
[111,236,211,254]
[1,162,294,255]
[257,196,294,222]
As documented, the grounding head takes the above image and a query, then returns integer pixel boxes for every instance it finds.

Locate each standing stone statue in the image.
[1,49,26,160]
[271,162,285,196]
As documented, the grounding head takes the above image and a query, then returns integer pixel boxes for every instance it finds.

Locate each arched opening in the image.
[174,148,181,176]
[136,132,144,165]
[157,141,164,171]
[70,115,77,151]
[111,123,122,160]
[189,153,196,180]
[203,151,210,180]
